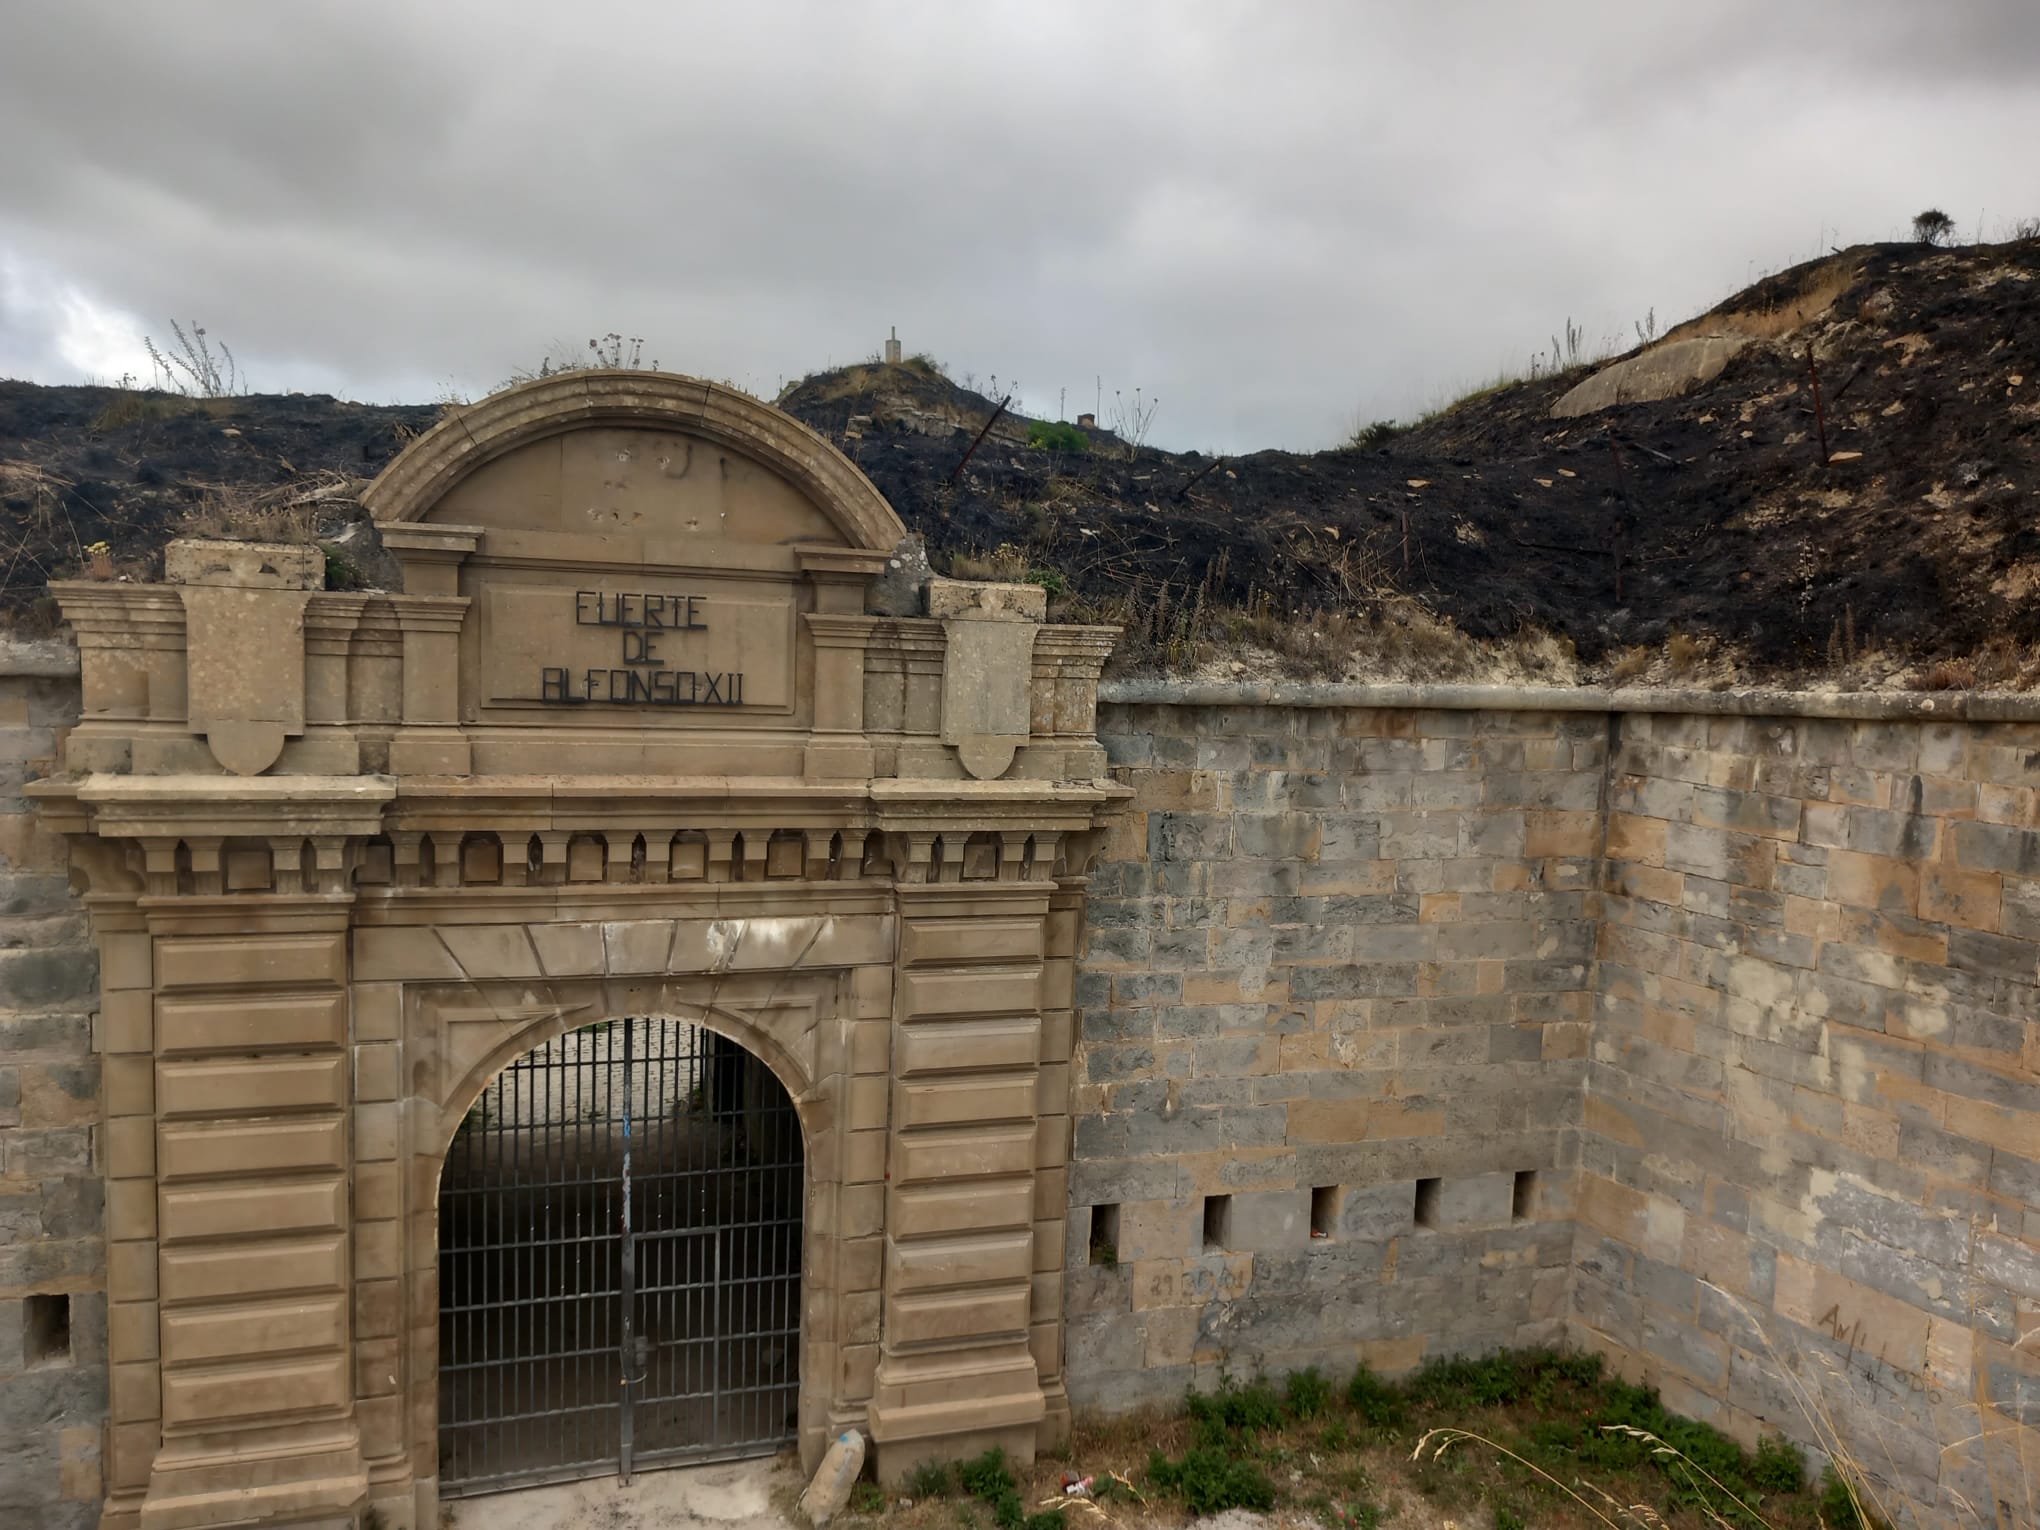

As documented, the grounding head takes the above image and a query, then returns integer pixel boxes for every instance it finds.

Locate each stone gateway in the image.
[9,370,2038,1530]
[30,373,1124,1529]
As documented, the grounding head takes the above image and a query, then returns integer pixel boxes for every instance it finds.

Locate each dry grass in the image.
[947,543,1036,583]
[1068,549,1579,686]
[1666,258,1860,346]
[174,472,366,545]
[1692,1283,2039,1530]
[1909,636,2040,691]
[1664,632,1707,676]
[1606,646,1653,683]
[89,388,197,433]
[0,461,90,591]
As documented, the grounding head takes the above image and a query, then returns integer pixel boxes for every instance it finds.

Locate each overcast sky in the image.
[3,2,2036,452]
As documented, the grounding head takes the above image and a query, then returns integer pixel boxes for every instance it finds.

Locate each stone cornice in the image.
[796,546,894,579]
[379,523,485,561]
[381,774,1124,825]
[38,773,396,840]
[804,613,883,649]
[1031,626,1120,660]
[384,594,471,632]
[48,581,186,639]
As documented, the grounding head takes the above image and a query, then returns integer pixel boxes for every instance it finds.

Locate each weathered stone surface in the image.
[19,512,2040,1530]
[1550,336,1750,418]
[15,374,1134,1523]
[868,533,933,617]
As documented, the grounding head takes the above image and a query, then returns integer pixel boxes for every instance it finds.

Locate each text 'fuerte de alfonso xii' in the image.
[537,590,745,707]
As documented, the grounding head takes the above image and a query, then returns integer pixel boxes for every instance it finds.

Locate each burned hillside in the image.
[2,235,2036,686]
[792,238,2040,684]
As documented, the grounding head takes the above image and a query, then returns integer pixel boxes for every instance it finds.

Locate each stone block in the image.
[1428,1172,1515,1229]
[0,946,98,1008]
[1226,1190,1305,1250]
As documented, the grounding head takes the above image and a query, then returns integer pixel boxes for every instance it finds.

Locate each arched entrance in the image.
[437,1017,803,1496]
[32,368,1125,1530]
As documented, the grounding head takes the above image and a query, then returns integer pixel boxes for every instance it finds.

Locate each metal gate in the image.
[438,1018,803,1496]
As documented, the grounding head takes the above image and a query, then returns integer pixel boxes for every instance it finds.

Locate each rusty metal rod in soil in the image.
[1172,456,1227,501]
[1807,348,1831,463]
[947,394,1011,485]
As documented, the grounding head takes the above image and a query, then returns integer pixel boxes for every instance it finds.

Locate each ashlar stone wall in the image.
[1067,702,1604,1409]
[1578,710,2040,1516]
[6,650,2039,1527]
[0,641,103,1530]
[1075,690,2038,1522]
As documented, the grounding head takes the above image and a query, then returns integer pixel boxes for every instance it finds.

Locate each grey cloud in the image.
[2,0,2036,450]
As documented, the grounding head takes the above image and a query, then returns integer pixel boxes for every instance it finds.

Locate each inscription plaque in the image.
[480,583,793,712]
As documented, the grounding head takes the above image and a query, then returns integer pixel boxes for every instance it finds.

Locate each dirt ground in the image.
[441,1455,801,1530]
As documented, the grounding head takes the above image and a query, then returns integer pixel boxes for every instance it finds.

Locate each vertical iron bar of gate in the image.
[619,1018,637,1484]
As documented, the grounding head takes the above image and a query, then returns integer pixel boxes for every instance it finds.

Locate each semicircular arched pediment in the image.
[362,370,906,553]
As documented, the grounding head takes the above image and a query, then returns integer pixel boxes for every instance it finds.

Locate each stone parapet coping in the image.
[0,635,81,677]
[19,626,2040,724]
[1098,678,2040,722]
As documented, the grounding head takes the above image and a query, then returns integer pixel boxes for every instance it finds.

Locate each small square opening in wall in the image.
[1088,1203,1121,1267]
[1202,1194,1232,1250]
[1513,1169,1539,1221]
[24,1292,71,1367]
[1310,1185,1341,1240]
[1414,1177,1441,1229]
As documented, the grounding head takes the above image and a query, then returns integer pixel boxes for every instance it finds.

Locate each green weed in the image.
[849,1482,886,1515]
[1345,1365,1407,1431]
[906,1459,955,1498]
[954,1447,1060,1530]
[1188,1375,1285,1447]
[1146,1446,1277,1515]
[1025,420,1090,454]
[1285,1366,1334,1421]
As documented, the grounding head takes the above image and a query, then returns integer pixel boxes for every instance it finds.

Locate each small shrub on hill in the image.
[1912,208,1955,246]
[1026,420,1090,453]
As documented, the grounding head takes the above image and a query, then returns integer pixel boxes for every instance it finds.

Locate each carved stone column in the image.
[1023,628,1117,781]
[52,585,190,772]
[800,546,888,778]
[33,780,395,1530]
[867,868,1053,1479]
[805,615,879,778]
[385,596,471,775]
[297,594,371,774]
[382,524,480,777]
[140,895,366,1530]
